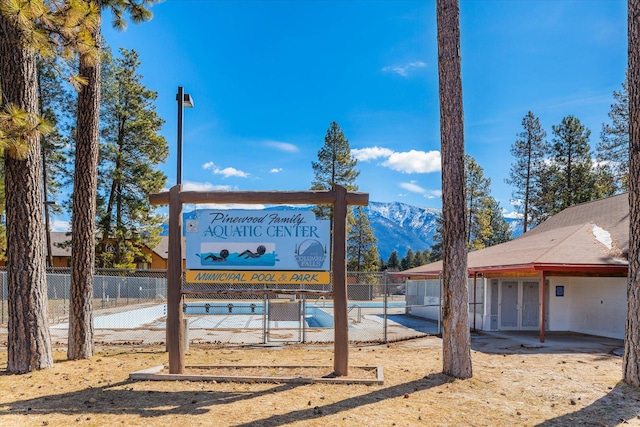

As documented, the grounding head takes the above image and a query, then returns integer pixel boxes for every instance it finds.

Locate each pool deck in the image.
[39,302,434,345]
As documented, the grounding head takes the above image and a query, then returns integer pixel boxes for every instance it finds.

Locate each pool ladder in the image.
[348,304,362,323]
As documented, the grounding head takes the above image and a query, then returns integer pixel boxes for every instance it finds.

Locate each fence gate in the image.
[266,297,303,343]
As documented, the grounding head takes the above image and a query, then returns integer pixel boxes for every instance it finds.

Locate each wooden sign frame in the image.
[150,184,369,376]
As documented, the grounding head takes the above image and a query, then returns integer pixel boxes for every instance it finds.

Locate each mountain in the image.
[167,201,522,262]
[364,201,440,260]
[363,201,522,260]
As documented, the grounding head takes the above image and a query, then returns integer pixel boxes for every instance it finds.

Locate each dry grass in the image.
[1,337,640,426]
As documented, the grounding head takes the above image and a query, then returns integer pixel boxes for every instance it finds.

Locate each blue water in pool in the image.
[182,301,405,328]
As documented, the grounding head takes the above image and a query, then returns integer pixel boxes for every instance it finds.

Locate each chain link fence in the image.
[0,269,434,347]
[406,277,485,332]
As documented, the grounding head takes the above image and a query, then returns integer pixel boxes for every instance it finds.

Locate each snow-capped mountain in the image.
[364,201,522,259]
[364,201,440,259]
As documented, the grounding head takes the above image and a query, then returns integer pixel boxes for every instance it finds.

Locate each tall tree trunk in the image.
[0,13,53,373]
[436,0,472,379]
[68,18,102,360]
[624,0,640,386]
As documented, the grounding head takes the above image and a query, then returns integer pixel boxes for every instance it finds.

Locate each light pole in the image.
[44,200,55,268]
[176,86,194,185]
[168,86,193,373]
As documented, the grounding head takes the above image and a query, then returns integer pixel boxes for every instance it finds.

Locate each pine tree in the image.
[506,111,546,232]
[598,77,629,192]
[0,9,52,373]
[466,156,512,250]
[311,121,359,219]
[69,0,156,361]
[346,207,379,272]
[527,161,561,226]
[0,0,98,373]
[625,0,640,386]
[429,212,444,262]
[414,250,427,268]
[465,155,490,249]
[96,47,167,269]
[401,249,415,270]
[386,250,400,271]
[476,196,512,248]
[437,0,472,379]
[550,116,603,212]
[37,57,73,267]
[525,116,615,226]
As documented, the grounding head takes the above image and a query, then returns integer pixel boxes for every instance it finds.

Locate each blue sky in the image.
[89,0,626,225]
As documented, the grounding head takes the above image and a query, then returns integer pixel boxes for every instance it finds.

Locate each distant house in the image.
[400,193,629,340]
[28,233,185,270]
[142,236,186,269]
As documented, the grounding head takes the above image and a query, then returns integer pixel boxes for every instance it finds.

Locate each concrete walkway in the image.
[470,330,624,355]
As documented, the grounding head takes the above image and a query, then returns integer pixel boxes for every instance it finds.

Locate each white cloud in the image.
[203,162,249,178]
[424,190,442,199]
[215,167,249,178]
[383,150,441,174]
[195,203,266,210]
[354,146,441,174]
[264,140,299,153]
[183,181,234,192]
[352,146,394,161]
[270,168,283,173]
[399,180,426,194]
[382,61,427,77]
[51,219,71,232]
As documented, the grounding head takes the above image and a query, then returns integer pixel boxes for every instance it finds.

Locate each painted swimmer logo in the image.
[294,239,327,269]
[197,242,278,266]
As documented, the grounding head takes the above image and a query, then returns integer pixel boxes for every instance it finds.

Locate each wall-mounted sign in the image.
[185,209,330,271]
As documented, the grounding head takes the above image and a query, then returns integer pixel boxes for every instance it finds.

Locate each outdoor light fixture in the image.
[183,93,194,108]
[176,86,194,185]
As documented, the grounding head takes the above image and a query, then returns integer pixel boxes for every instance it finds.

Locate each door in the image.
[521,281,539,329]
[490,279,499,330]
[500,281,519,328]
[499,279,540,330]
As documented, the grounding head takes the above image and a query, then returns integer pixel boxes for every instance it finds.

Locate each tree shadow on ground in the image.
[0,378,301,418]
[0,372,452,422]
[535,381,640,426]
[231,372,453,427]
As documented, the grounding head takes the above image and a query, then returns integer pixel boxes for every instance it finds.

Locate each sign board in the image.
[185,209,330,271]
[186,270,331,284]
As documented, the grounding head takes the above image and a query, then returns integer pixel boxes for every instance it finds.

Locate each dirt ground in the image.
[1,333,640,427]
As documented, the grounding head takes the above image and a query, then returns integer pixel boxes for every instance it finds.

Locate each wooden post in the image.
[168,185,185,373]
[333,185,348,376]
[539,270,546,343]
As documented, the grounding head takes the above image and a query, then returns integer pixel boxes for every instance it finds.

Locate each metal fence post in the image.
[438,272,442,334]
[302,295,307,343]
[383,271,388,343]
[262,293,267,344]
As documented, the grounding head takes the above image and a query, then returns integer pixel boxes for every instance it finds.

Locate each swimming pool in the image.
[181,301,405,328]
[52,301,406,330]
[183,302,333,327]
[183,301,405,315]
